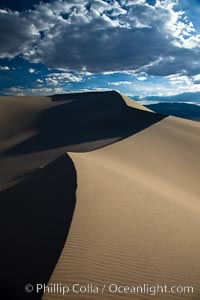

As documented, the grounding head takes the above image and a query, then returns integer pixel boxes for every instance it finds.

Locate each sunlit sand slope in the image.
[44,114,200,299]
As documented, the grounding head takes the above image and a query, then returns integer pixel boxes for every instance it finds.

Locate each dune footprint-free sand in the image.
[0,91,200,300]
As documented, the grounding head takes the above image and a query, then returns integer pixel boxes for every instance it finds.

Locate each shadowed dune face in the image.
[0,154,77,300]
[0,91,167,186]
[4,91,166,156]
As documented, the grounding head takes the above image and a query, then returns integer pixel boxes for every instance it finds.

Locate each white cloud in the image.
[192,74,200,84]
[138,100,161,105]
[92,87,113,92]
[6,86,65,96]
[36,79,43,83]
[1,0,200,79]
[167,74,192,86]
[0,66,9,70]
[0,9,8,14]
[46,77,59,85]
[136,73,148,81]
[46,72,83,84]
[28,68,36,73]
[108,81,132,86]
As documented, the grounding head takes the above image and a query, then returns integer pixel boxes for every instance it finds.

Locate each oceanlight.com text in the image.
[25,283,194,296]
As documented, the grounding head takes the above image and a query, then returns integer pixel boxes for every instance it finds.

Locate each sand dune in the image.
[0,91,200,299]
[44,117,200,300]
[0,154,76,300]
[0,91,164,187]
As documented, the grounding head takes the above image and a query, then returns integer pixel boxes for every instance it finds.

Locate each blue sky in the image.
[1,0,200,98]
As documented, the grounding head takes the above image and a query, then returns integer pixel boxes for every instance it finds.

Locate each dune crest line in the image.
[0,91,166,187]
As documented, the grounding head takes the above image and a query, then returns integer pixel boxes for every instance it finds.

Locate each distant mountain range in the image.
[141,91,200,103]
[129,92,200,121]
[146,102,200,122]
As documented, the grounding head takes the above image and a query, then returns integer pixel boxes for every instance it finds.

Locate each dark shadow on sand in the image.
[0,154,77,300]
[5,91,168,156]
